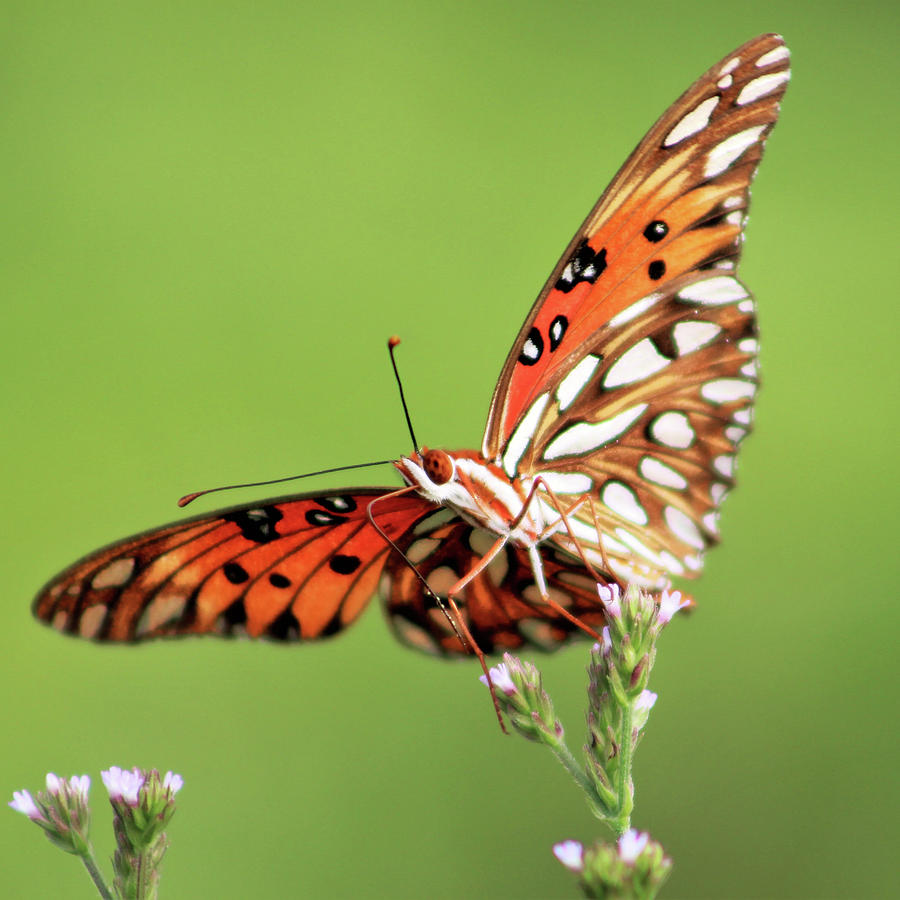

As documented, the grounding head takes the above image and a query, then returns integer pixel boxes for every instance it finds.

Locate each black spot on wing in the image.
[224,506,284,543]
[268,607,301,640]
[330,554,361,575]
[549,315,568,352]
[223,562,250,584]
[268,573,291,588]
[555,239,607,293]
[305,509,347,527]
[648,260,666,280]
[223,598,247,626]
[316,495,358,513]
[643,220,668,242]
[518,327,544,366]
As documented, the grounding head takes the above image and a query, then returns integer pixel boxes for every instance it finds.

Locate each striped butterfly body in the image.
[35,35,789,664]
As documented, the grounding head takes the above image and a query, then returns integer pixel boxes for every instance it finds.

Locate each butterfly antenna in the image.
[388,336,418,452]
[178,459,394,508]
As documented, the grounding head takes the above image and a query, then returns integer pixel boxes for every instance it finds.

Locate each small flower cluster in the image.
[9,767,183,900]
[480,582,687,898]
[585,585,687,824]
[104,767,183,900]
[479,658,563,745]
[10,773,93,857]
[553,829,672,898]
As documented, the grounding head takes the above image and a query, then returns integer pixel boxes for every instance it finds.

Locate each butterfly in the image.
[35,34,789,684]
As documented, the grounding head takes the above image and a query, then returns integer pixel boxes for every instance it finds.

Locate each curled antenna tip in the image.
[177,492,203,508]
[388,335,401,348]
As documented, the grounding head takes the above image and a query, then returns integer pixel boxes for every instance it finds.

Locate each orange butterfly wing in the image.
[483,33,789,452]
[34,490,434,642]
[479,34,789,587]
[383,510,610,656]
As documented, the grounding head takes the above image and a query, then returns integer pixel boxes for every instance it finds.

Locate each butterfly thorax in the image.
[395,449,544,547]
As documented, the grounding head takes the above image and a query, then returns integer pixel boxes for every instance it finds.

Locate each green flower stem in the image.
[135,848,154,900]
[548,739,604,808]
[611,702,634,835]
[79,850,113,900]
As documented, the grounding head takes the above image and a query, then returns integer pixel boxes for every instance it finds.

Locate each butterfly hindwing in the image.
[481,34,788,586]
[34,490,435,642]
[382,510,612,656]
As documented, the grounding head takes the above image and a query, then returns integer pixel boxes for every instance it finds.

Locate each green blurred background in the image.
[3,1,897,897]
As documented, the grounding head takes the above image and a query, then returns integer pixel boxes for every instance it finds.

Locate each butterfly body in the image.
[396,450,546,548]
[34,34,789,661]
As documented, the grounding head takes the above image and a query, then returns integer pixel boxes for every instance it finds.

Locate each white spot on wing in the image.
[702,511,720,535]
[737,70,790,105]
[540,471,593,494]
[737,299,755,313]
[649,411,695,449]
[678,276,748,305]
[723,195,743,209]
[672,320,722,355]
[711,483,728,505]
[601,481,648,526]
[502,392,549,476]
[683,553,704,572]
[664,96,720,147]
[614,528,665,567]
[664,506,705,549]
[91,557,136,589]
[608,292,661,328]
[639,456,688,490]
[137,593,186,637]
[738,338,758,353]
[704,125,766,178]
[544,404,648,459]
[717,74,733,90]
[756,45,790,67]
[701,378,756,404]
[79,605,107,639]
[713,454,735,478]
[732,408,753,426]
[725,425,747,443]
[556,355,601,411]
[406,537,439,564]
[468,529,497,557]
[426,566,459,597]
[521,335,540,362]
[603,338,671,388]
[659,550,685,576]
[720,56,741,76]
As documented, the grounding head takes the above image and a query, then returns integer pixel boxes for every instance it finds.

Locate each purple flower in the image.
[618,828,650,864]
[101,767,145,806]
[479,663,517,696]
[553,839,584,872]
[657,589,689,625]
[9,789,42,821]
[597,584,622,619]
[162,771,184,795]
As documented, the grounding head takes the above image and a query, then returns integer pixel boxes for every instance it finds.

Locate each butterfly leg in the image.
[531,482,622,589]
[367,489,509,733]
[511,476,631,640]
[443,534,512,734]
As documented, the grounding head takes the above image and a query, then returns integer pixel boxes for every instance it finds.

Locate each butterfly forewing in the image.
[481,34,788,586]
[34,490,435,642]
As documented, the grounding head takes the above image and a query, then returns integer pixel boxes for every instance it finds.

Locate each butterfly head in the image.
[395,447,456,492]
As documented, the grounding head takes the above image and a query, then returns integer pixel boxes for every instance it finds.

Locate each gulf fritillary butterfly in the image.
[35,35,789,673]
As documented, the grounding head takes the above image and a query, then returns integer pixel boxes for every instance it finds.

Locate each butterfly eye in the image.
[422,449,454,485]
